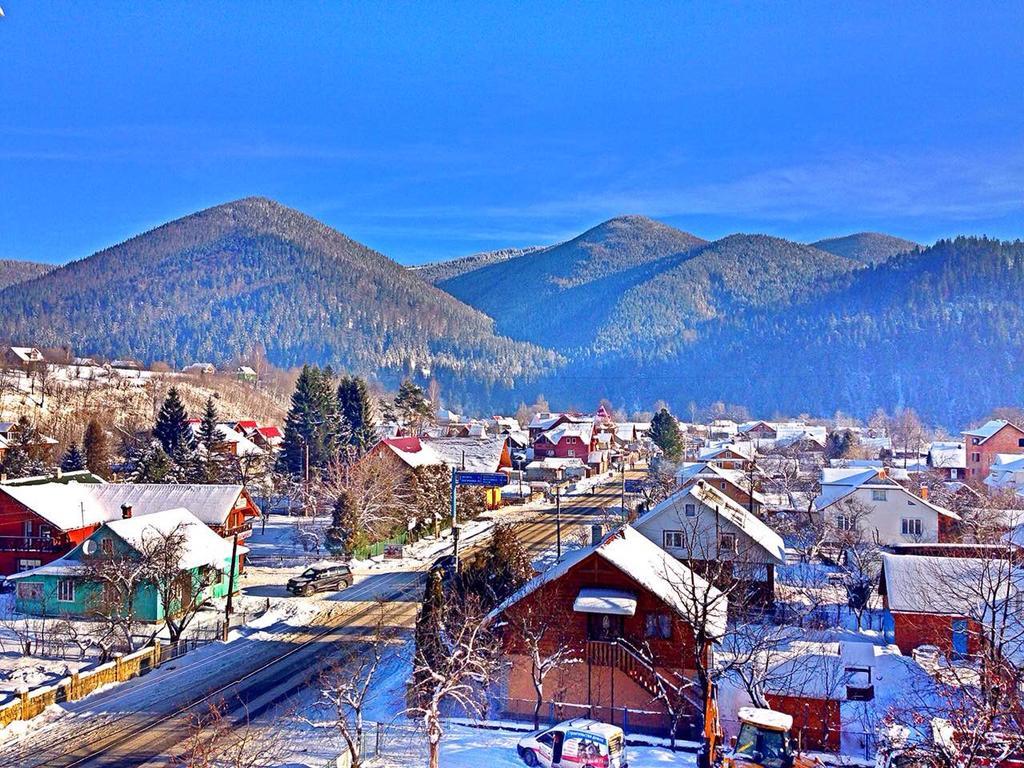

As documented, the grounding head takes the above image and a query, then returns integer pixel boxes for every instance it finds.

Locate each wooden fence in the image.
[0,642,166,728]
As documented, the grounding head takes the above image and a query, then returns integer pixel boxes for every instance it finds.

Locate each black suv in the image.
[286,563,353,596]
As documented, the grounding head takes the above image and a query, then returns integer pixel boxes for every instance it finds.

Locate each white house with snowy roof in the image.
[635,480,785,606]
[813,467,958,545]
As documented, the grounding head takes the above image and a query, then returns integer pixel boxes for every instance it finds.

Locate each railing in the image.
[0,536,62,552]
[585,638,683,702]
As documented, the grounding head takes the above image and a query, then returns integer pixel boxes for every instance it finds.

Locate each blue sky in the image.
[2,2,1023,265]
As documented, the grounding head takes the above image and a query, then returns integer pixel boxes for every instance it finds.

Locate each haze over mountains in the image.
[1,197,1020,425]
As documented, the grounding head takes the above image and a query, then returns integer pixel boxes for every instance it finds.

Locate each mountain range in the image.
[2,198,1021,426]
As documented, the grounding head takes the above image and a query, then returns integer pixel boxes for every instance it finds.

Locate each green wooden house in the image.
[8,507,245,622]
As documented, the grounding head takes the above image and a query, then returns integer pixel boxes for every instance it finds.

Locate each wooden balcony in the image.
[0,536,63,553]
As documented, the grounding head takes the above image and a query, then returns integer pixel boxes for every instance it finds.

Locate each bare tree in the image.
[82,546,153,658]
[500,588,583,729]
[408,593,500,768]
[174,700,288,768]
[309,600,397,768]
[882,553,1024,768]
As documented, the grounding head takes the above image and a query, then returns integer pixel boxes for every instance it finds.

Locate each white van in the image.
[517,719,628,768]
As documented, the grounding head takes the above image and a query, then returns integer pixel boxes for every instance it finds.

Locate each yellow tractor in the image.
[722,708,822,768]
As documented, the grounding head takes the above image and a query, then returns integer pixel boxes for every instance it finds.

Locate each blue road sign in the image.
[455,471,508,487]
[623,479,644,493]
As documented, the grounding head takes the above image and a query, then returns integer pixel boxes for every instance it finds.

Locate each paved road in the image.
[0,470,643,767]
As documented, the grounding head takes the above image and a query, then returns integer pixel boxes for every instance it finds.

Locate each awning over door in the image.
[573,587,638,616]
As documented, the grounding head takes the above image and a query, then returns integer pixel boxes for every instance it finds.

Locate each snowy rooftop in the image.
[880,553,1020,616]
[0,482,251,531]
[637,481,786,565]
[963,419,1014,441]
[423,436,509,473]
[491,525,727,638]
[9,508,245,579]
[928,442,966,469]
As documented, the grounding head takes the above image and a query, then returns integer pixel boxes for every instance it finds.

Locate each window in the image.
[567,449,575,458]
[907,499,917,506]
[17,559,41,572]
[587,613,624,642]
[871,489,887,502]
[719,532,738,552]
[837,514,854,532]
[22,521,32,538]
[644,613,672,639]
[972,437,980,445]
[1019,438,1024,448]
[971,452,981,462]
[16,581,43,600]
[100,538,113,555]
[664,530,685,549]
[39,525,52,540]
[720,481,727,491]
[901,518,923,536]
[684,503,696,517]
[57,578,75,602]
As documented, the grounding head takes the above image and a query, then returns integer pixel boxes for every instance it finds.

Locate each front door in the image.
[952,619,969,658]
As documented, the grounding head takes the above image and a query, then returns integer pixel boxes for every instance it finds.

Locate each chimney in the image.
[919,485,929,500]
[56,468,62,479]
[591,524,604,547]
[121,503,133,520]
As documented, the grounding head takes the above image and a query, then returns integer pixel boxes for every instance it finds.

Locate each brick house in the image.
[634,480,785,608]
[878,552,1006,657]
[489,525,726,737]
[962,419,1024,480]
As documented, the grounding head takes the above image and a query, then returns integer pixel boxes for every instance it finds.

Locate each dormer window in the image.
[100,538,113,555]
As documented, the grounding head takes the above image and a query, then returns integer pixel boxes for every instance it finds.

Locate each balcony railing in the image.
[0,536,63,553]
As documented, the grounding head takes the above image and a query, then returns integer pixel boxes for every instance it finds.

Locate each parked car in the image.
[286,562,353,596]
[517,719,627,768]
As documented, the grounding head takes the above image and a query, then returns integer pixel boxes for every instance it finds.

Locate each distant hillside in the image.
[0,259,52,290]
[593,234,860,355]
[439,215,707,350]
[526,237,1024,426]
[413,245,549,284]
[812,232,919,264]
[0,198,560,403]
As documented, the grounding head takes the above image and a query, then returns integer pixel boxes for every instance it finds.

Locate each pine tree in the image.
[461,524,532,610]
[393,379,432,434]
[325,489,356,556]
[133,444,175,483]
[412,569,448,708]
[649,407,685,462]
[154,387,195,456]
[337,375,377,460]
[0,417,46,480]
[278,365,338,477]
[83,419,111,479]
[196,397,227,483]
[60,443,86,472]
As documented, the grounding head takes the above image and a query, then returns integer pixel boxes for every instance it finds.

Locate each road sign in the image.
[623,478,644,494]
[455,471,508,487]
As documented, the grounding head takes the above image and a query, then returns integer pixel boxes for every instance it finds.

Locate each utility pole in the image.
[450,467,459,564]
[556,484,562,561]
[620,461,626,519]
[223,532,239,641]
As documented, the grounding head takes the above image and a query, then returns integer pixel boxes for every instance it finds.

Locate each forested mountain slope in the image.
[0,259,52,290]
[592,234,861,355]
[439,215,707,350]
[0,198,560,399]
[532,237,1024,425]
[413,245,548,284]
[812,232,919,264]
